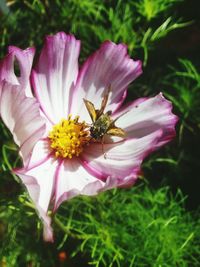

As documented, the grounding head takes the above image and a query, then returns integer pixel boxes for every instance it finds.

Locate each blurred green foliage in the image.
[55,185,200,267]
[0,0,200,266]
[165,59,200,125]
[134,0,183,21]
[1,185,200,267]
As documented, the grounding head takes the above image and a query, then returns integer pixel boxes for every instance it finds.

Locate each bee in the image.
[83,86,126,153]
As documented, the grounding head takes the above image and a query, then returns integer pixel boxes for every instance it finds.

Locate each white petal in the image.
[54,158,104,210]
[71,41,142,122]
[81,130,163,183]
[0,46,35,97]
[0,83,46,164]
[32,32,80,123]
[15,156,57,215]
[25,139,50,169]
[14,156,57,242]
[112,93,178,147]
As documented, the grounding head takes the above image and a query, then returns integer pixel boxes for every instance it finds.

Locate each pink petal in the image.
[112,93,178,147]
[0,46,35,97]
[0,54,18,85]
[15,156,57,214]
[32,32,80,124]
[81,130,163,187]
[0,83,46,165]
[14,156,58,242]
[25,139,50,169]
[54,158,104,211]
[71,41,142,122]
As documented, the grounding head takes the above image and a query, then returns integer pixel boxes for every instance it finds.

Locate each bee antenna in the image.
[113,110,129,123]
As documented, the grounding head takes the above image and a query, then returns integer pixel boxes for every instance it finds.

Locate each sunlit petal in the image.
[71,41,142,122]
[0,82,46,164]
[0,46,35,97]
[112,93,178,147]
[32,32,80,123]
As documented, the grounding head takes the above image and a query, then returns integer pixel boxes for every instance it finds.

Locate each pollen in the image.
[48,115,90,159]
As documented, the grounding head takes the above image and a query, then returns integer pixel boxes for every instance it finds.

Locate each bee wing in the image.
[98,85,111,117]
[107,127,126,137]
[83,99,97,122]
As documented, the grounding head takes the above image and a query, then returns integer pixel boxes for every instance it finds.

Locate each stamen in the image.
[48,116,90,159]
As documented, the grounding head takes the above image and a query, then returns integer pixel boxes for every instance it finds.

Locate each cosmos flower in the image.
[0,32,178,241]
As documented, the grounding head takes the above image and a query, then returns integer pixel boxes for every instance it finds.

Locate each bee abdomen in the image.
[90,126,107,139]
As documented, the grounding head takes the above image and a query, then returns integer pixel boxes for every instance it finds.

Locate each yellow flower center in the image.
[48,115,90,159]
